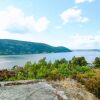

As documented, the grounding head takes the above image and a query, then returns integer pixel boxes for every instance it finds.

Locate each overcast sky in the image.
[0,0,100,49]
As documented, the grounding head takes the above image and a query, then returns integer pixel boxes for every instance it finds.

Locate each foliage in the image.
[71,56,87,67]
[75,66,90,73]
[93,57,100,68]
[85,75,100,98]
[73,68,100,98]
[46,68,64,81]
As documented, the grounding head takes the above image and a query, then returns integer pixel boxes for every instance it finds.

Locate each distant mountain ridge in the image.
[73,49,100,52]
[0,39,71,55]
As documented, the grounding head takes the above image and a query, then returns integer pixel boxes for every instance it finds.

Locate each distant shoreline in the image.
[0,51,71,56]
[73,49,100,52]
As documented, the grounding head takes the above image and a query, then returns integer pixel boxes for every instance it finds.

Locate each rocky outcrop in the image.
[0,79,99,100]
[50,78,99,100]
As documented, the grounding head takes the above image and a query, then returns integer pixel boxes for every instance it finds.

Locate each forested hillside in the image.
[0,39,71,55]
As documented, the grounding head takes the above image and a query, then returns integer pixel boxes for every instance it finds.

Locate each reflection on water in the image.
[0,51,100,69]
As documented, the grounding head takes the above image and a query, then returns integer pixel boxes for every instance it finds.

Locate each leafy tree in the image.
[53,58,68,68]
[24,61,33,68]
[71,56,87,66]
[93,57,100,67]
[38,57,47,66]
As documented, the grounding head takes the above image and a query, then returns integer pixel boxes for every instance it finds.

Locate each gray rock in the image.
[0,81,68,100]
[0,80,98,100]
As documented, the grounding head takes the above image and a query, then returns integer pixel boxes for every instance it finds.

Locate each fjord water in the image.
[0,51,100,69]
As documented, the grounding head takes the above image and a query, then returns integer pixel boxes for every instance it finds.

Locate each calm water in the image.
[0,51,100,69]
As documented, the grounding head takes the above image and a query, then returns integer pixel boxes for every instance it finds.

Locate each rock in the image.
[0,81,59,100]
[4,80,41,86]
[50,78,99,100]
[0,79,99,100]
[56,91,68,100]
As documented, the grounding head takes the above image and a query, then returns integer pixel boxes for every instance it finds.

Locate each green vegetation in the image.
[74,68,100,98]
[93,57,100,67]
[0,56,100,98]
[0,39,71,55]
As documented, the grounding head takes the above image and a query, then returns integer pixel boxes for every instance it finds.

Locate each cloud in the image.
[75,0,94,4]
[60,8,88,24]
[66,34,100,49]
[33,17,50,32]
[6,24,29,34]
[0,6,50,33]
[55,26,62,29]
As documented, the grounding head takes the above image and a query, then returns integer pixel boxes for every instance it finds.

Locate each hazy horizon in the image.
[0,0,100,49]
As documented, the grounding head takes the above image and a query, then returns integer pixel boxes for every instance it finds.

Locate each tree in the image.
[71,56,87,66]
[24,61,32,68]
[38,57,47,66]
[93,57,100,67]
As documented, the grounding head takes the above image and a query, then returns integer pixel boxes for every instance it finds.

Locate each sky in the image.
[0,0,100,49]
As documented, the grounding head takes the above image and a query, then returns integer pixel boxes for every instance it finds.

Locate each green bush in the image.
[17,72,25,80]
[46,68,64,81]
[36,66,50,79]
[93,57,100,68]
[76,66,90,73]
[71,56,87,67]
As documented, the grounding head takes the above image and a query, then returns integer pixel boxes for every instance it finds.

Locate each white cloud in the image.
[0,29,48,43]
[0,6,50,33]
[34,17,50,32]
[66,34,100,49]
[60,8,88,24]
[80,17,89,23]
[55,26,62,29]
[75,0,94,4]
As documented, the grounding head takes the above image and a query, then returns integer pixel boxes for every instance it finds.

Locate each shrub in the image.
[71,56,87,67]
[93,57,100,68]
[46,68,64,81]
[17,72,25,80]
[76,66,90,73]
[73,68,100,99]
[85,75,100,98]
[36,66,50,79]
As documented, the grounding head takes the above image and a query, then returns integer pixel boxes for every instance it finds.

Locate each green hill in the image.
[0,39,71,55]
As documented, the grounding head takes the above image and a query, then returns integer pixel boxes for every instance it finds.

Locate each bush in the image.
[73,68,100,99]
[36,66,50,79]
[17,72,25,80]
[76,66,90,73]
[71,56,87,67]
[93,57,100,68]
[85,75,100,98]
[46,68,64,81]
